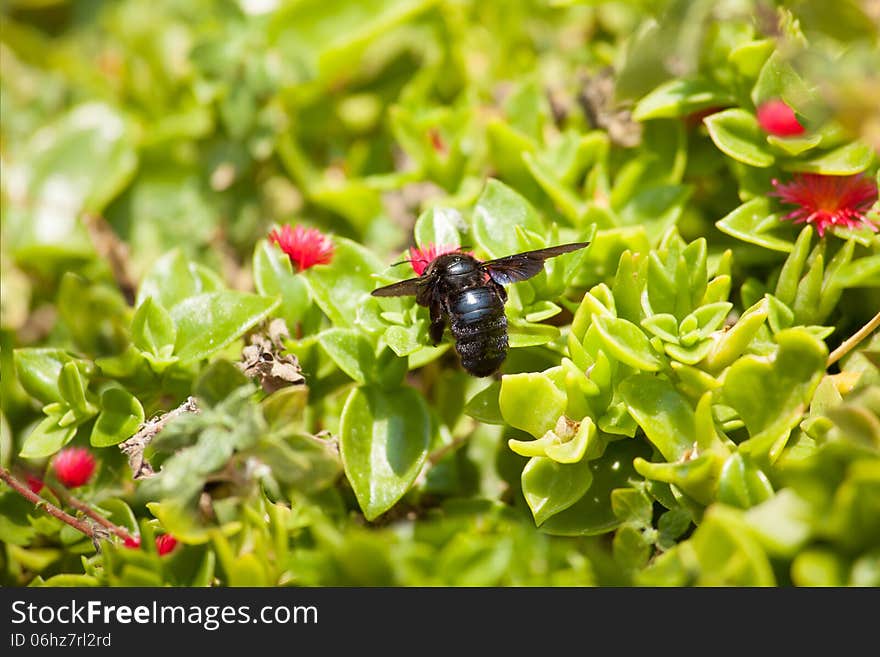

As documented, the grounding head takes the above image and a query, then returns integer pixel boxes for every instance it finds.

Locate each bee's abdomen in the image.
[449,286,508,377]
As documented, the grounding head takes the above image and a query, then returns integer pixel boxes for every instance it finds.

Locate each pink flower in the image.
[756,100,805,136]
[155,534,178,556]
[407,243,464,276]
[52,447,96,488]
[772,173,878,237]
[269,225,334,272]
[26,475,44,494]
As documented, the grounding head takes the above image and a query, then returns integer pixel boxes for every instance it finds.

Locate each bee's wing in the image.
[370,276,423,297]
[482,242,589,285]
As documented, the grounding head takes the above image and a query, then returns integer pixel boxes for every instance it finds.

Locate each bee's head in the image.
[426,252,480,278]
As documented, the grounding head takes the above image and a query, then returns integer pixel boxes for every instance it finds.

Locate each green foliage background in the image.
[1,0,879,586]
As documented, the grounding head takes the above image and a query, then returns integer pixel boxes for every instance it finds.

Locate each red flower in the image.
[124,535,141,549]
[26,475,44,494]
[756,99,805,136]
[772,173,878,237]
[269,224,334,272]
[407,243,464,276]
[155,534,178,556]
[52,447,96,488]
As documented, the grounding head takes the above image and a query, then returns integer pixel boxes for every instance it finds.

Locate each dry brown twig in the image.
[119,396,200,479]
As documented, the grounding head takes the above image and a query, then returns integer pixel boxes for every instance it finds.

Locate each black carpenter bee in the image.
[371,242,590,377]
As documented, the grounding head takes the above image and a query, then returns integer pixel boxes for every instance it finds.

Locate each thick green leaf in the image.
[786,140,875,175]
[131,297,176,357]
[171,292,280,362]
[137,249,225,310]
[318,328,377,384]
[722,329,827,463]
[620,374,695,461]
[307,237,385,328]
[339,385,430,521]
[705,298,769,371]
[499,372,566,438]
[704,109,775,168]
[522,456,593,526]
[13,349,87,405]
[539,438,651,536]
[633,77,734,121]
[253,239,312,330]
[6,103,136,263]
[593,315,662,372]
[464,381,504,425]
[19,416,77,459]
[690,505,776,585]
[716,198,794,252]
[473,179,545,259]
[414,206,463,249]
[91,387,145,447]
[717,453,773,509]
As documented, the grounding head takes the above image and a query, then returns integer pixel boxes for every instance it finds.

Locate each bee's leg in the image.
[429,302,446,345]
[492,281,508,302]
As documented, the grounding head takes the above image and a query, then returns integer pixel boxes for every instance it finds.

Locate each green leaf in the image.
[716,197,794,252]
[253,239,312,330]
[306,237,385,328]
[521,456,594,526]
[57,362,93,418]
[620,374,695,461]
[171,292,280,362]
[686,302,733,338]
[13,349,89,405]
[473,179,545,259]
[414,206,463,249]
[464,382,504,425]
[131,297,177,357]
[499,372,567,438]
[539,438,651,536]
[90,387,145,447]
[767,133,822,156]
[717,453,773,509]
[137,249,224,311]
[633,77,734,121]
[318,328,377,385]
[611,487,653,526]
[775,226,813,306]
[641,314,679,343]
[744,489,812,557]
[791,549,848,586]
[705,298,769,371]
[690,505,776,585]
[6,103,136,263]
[704,109,775,168]
[722,329,828,463]
[728,39,774,78]
[339,385,431,521]
[786,141,875,175]
[593,315,662,372]
[751,50,812,110]
[613,524,652,571]
[19,416,77,459]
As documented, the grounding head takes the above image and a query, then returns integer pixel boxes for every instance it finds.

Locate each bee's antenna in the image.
[390,259,413,267]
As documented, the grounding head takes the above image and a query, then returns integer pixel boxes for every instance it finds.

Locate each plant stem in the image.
[0,467,96,539]
[827,310,880,367]
[51,487,137,543]
[120,395,200,479]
